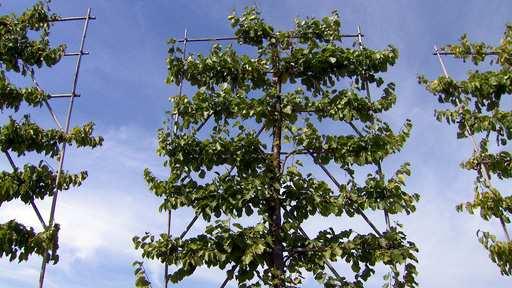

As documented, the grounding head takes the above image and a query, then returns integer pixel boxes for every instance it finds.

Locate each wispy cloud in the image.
[2,0,512,287]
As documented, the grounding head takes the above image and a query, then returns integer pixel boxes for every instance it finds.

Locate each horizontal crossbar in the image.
[50,16,96,22]
[49,93,81,98]
[64,51,89,56]
[177,34,364,43]
[432,51,498,56]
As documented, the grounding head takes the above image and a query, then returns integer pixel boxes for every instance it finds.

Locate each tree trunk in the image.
[269,72,285,287]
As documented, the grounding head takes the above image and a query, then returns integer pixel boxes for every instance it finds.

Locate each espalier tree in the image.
[0,1,102,265]
[420,25,512,276]
[135,8,419,288]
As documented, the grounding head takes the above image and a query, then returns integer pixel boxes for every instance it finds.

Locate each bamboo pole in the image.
[357,25,394,286]
[164,28,189,288]
[39,8,93,288]
[176,34,363,43]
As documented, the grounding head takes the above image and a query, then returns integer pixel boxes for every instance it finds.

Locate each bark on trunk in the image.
[269,72,285,287]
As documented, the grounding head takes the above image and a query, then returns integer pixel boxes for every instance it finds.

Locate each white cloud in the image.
[1,121,509,287]
[3,1,512,287]
[3,109,509,288]
[0,125,167,286]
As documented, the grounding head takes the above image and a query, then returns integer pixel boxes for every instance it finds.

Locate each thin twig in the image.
[4,151,47,228]
[179,214,198,239]
[30,201,47,229]
[281,149,302,174]
[219,264,238,288]
[23,63,64,130]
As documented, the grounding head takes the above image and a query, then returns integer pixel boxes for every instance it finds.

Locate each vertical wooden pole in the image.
[165,28,189,288]
[39,9,92,288]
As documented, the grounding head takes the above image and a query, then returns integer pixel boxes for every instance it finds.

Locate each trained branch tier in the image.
[136,7,418,288]
[420,24,512,276]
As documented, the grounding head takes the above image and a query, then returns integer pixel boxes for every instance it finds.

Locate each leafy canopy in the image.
[419,24,512,276]
[135,7,418,288]
[0,1,103,264]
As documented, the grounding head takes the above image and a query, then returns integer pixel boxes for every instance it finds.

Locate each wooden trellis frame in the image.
[2,8,96,288]
[162,25,396,288]
[432,47,511,242]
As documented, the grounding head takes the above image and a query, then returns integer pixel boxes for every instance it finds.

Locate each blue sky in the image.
[1,0,512,287]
